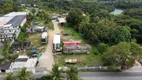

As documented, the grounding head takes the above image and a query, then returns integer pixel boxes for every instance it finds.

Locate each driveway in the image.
[37,20,60,71]
[38,30,54,71]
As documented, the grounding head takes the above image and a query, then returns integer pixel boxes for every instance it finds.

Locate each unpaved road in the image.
[52,20,61,33]
[38,20,60,71]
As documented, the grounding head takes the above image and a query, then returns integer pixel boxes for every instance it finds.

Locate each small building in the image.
[63,41,82,46]
[26,26,47,33]
[62,13,68,17]
[11,41,32,52]
[0,62,11,73]
[9,55,37,73]
[50,13,60,20]
[41,32,47,43]
[31,21,39,26]
[63,45,90,54]
[63,40,90,54]
[53,34,61,52]
[57,18,66,26]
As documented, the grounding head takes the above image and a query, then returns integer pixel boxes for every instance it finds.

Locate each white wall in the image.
[20,18,27,27]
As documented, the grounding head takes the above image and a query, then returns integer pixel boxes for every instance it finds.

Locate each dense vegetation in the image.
[0,0,24,15]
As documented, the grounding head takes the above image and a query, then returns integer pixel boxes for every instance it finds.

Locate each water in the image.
[110,9,123,15]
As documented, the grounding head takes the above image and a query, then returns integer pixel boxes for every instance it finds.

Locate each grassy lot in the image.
[27,34,46,52]
[61,27,86,44]
[56,26,103,66]
[55,53,103,66]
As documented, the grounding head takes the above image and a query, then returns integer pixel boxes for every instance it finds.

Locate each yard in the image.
[55,26,103,66]
[55,53,103,66]
[61,26,86,44]
[27,34,46,52]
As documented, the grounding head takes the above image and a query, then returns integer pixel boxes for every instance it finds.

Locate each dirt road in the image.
[38,20,60,71]
[52,20,61,33]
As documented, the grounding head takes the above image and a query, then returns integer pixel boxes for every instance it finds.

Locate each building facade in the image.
[0,12,28,42]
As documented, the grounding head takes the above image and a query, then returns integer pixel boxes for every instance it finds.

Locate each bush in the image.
[97,43,109,54]
[26,50,32,58]
[8,54,19,62]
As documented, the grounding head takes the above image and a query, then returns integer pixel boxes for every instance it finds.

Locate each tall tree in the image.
[103,42,142,70]
[130,42,142,59]
[111,26,131,44]
[51,64,64,80]
[66,66,80,80]
[67,9,84,31]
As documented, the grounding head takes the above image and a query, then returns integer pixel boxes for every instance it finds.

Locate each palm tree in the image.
[4,73,15,80]
[17,67,32,80]
[51,63,64,80]
[66,66,81,80]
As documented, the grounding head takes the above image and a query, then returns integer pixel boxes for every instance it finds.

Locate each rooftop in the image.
[0,16,14,26]
[7,15,26,27]
[15,58,28,62]
[10,56,37,69]
[0,62,11,70]
[4,12,28,17]
[58,18,66,23]
[0,12,28,27]
[53,34,60,44]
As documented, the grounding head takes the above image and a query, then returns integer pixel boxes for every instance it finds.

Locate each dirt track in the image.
[38,20,60,71]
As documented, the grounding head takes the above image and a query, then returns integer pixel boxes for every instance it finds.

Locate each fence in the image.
[78,66,108,70]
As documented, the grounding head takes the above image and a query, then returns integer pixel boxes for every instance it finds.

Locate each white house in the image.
[0,12,28,42]
[57,18,66,24]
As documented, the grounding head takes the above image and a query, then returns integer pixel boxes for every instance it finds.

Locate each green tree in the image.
[17,67,32,80]
[66,66,81,80]
[111,26,131,44]
[67,9,84,31]
[98,43,109,54]
[103,42,135,69]
[32,9,36,15]
[36,75,52,80]
[51,64,64,80]
[103,42,142,70]
[130,42,142,59]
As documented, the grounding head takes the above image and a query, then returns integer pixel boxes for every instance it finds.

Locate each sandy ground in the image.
[37,20,60,71]
[124,60,142,72]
